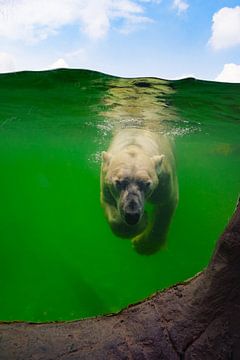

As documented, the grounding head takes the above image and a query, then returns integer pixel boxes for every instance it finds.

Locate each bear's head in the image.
[102,149,164,226]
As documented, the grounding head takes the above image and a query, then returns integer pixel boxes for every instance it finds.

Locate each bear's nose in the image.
[124,212,140,225]
[128,199,138,211]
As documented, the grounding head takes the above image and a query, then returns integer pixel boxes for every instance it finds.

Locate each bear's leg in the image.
[132,200,177,255]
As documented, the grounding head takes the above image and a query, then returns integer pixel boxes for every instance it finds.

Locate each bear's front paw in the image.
[132,234,162,255]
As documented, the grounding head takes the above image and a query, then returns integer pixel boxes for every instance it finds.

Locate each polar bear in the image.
[100,128,178,255]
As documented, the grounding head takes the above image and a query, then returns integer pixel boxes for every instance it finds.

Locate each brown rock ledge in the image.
[0,199,240,360]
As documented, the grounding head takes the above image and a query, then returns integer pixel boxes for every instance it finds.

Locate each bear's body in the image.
[100,128,178,254]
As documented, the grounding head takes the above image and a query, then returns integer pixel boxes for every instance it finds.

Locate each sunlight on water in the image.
[0,70,239,322]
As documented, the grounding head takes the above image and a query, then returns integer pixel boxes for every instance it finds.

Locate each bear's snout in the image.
[119,187,144,226]
[123,198,142,225]
[128,199,138,211]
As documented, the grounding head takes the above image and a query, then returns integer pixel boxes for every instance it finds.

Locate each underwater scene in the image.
[0,69,239,322]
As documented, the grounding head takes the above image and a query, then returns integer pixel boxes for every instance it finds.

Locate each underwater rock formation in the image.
[0,199,239,360]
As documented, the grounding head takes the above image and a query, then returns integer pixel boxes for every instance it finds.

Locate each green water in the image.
[0,70,239,322]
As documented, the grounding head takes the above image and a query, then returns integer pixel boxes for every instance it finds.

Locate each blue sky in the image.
[0,0,240,81]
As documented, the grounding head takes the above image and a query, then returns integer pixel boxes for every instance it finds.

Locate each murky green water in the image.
[0,70,239,322]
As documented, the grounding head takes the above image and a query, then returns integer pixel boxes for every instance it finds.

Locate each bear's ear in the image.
[102,151,112,165]
[152,155,164,175]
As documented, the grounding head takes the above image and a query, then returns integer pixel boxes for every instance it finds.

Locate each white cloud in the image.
[209,6,240,50]
[47,58,69,70]
[215,63,240,83]
[172,0,189,14]
[65,48,88,67]
[0,52,15,73]
[0,0,152,43]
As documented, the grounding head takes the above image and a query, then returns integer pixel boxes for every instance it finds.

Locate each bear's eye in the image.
[115,179,128,190]
[137,180,152,191]
[146,181,152,189]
